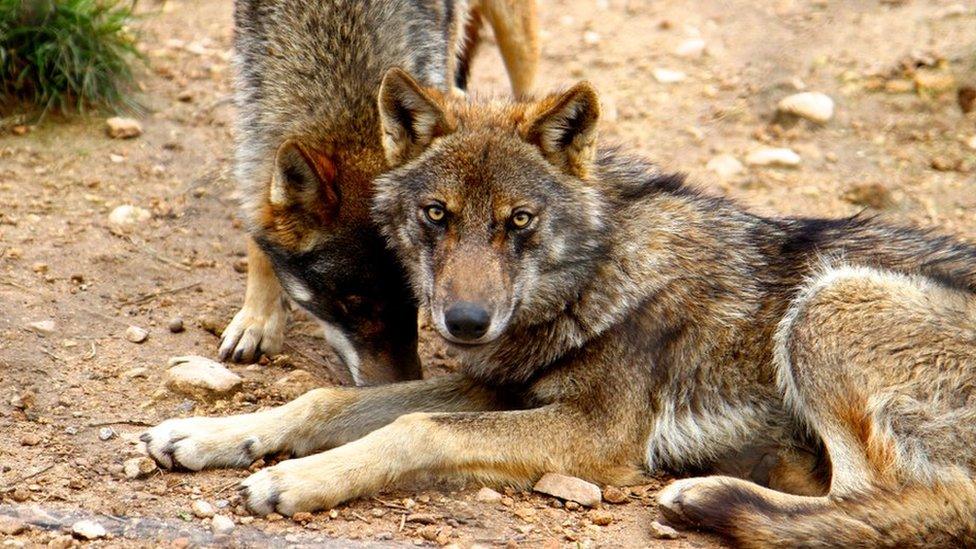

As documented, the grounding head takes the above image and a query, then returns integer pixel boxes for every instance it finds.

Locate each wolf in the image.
[218,0,538,386]
[143,70,976,547]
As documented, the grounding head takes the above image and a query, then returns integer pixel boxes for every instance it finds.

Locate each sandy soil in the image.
[1,0,974,546]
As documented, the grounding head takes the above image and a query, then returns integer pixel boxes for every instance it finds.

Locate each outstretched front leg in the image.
[240,404,644,515]
[141,374,500,471]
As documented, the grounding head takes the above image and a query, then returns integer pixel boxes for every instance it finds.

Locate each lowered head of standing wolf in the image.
[373,68,626,383]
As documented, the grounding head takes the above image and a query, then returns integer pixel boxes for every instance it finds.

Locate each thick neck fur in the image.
[456,149,766,386]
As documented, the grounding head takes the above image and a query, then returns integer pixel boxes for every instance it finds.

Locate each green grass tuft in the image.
[0,0,143,121]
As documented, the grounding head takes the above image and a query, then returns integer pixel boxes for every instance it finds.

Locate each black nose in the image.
[444,301,490,341]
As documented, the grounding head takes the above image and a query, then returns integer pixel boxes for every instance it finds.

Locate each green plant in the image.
[0,0,142,120]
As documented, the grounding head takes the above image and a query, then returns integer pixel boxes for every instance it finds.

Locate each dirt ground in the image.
[1,0,974,547]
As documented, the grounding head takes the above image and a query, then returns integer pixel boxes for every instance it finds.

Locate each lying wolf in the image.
[144,69,976,547]
[220,0,538,386]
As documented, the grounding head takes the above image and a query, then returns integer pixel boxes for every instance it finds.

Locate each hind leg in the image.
[660,266,976,543]
[480,0,538,98]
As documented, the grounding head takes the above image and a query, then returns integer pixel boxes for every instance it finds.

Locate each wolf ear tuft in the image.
[378,68,452,167]
[521,82,600,178]
[269,140,339,222]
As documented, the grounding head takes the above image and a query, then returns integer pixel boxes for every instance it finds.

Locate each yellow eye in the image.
[510,211,534,229]
[424,205,446,224]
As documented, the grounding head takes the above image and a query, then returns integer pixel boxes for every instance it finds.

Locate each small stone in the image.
[20,433,41,446]
[705,154,744,179]
[843,183,893,209]
[652,68,686,84]
[123,456,157,479]
[533,473,602,507]
[0,516,27,535]
[914,69,955,93]
[745,147,801,168]
[64,426,79,435]
[649,520,681,539]
[176,90,194,102]
[966,135,976,151]
[28,320,56,336]
[232,258,248,273]
[476,487,503,503]
[106,117,143,139]
[192,500,216,518]
[589,510,613,526]
[47,534,74,549]
[168,317,185,333]
[211,515,235,535]
[108,205,151,227]
[123,367,148,379]
[125,325,149,343]
[777,92,834,123]
[582,31,601,46]
[71,520,107,540]
[98,427,116,441]
[602,486,629,504]
[165,356,243,400]
[274,369,319,400]
[32,262,48,273]
[674,38,705,58]
[564,501,581,511]
[292,512,313,523]
[109,153,125,163]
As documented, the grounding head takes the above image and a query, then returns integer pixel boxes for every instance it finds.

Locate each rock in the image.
[652,68,686,84]
[602,485,629,504]
[274,369,319,400]
[98,427,116,441]
[589,510,613,526]
[476,487,503,503]
[71,520,107,540]
[706,154,744,179]
[211,515,235,535]
[291,512,313,523]
[777,92,834,123]
[47,534,75,549]
[0,516,27,535]
[125,325,149,343]
[123,367,148,379]
[582,31,601,46]
[674,38,705,58]
[966,135,976,151]
[20,433,41,446]
[105,117,143,139]
[28,320,56,336]
[533,473,602,507]
[109,153,125,163]
[191,500,216,518]
[843,182,893,209]
[914,69,955,93]
[123,456,157,479]
[166,356,243,399]
[745,147,801,168]
[649,520,681,539]
[168,317,185,333]
[108,205,151,227]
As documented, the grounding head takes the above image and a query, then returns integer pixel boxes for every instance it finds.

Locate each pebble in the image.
[649,520,681,539]
[652,68,686,84]
[47,534,75,549]
[165,356,243,399]
[123,457,157,479]
[0,516,27,535]
[843,182,893,209]
[123,367,148,379]
[98,427,117,441]
[71,520,107,540]
[914,69,955,93]
[705,154,744,179]
[168,317,185,333]
[602,485,629,504]
[476,487,503,503]
[582,31,601,46]
[966,135,976,151]
[211,515,235,535]
[125,325,149,343]
[589,510,613,526]
[777,92,834,123]
[291,512,313,523]
[20,433,41,446]
[108,205,151,227]
[274,369,319,400]
[28,320,56,336]
[533,473,602,507]
[192,500,216,518]
[674,38,705,58]
[745,147,801,168]
[105,117,143,139]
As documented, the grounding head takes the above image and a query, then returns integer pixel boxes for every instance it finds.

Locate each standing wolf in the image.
[219,0,538,385]
[144,71,976,547]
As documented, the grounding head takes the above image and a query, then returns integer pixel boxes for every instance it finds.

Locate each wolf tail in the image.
[658,474,976,548]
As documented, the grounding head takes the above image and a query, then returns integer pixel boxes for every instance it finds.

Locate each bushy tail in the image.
[661,476,976,548]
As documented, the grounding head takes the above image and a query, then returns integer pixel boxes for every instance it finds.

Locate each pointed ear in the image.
[269,140,338,222]
[520,82,600,178]
[378,67,452,167]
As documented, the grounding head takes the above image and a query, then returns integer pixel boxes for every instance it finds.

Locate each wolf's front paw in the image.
[141,416,265,471]
[218,302,287,363]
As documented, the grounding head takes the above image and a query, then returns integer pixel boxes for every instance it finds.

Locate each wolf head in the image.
[254,137,420,385]
[373,68,610,348]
